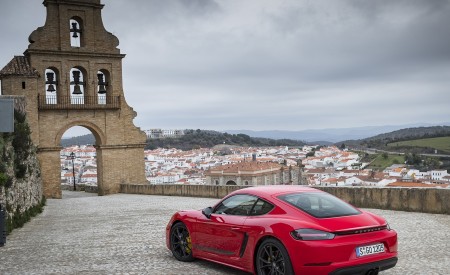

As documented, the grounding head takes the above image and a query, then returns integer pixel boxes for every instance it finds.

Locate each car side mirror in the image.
[202,207,213,219]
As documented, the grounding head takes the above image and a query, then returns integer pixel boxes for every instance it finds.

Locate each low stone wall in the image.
[314,186,450,215]
[120,184,243,199]
[61,184,98,193]
[120,184,450,215]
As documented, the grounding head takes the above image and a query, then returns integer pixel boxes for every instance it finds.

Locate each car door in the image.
[193,194,257,259]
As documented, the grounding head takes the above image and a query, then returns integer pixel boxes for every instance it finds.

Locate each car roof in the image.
[232,185,321,198]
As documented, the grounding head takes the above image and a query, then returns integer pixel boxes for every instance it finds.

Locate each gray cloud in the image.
[1,0,450,133]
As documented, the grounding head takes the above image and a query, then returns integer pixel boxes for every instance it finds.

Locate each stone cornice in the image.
[24,49,126,59]
[44,0,104,9]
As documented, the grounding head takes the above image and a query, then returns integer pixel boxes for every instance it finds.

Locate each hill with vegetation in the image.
[340,126,450,153]
[145,129,306,150]
[61,134,95,147]
[387,136,450,154]
[60,130,306,150]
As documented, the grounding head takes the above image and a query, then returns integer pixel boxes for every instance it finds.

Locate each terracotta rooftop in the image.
[0,56,39,77]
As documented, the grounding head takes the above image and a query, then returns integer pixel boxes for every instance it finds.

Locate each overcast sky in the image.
[1,0,450,136]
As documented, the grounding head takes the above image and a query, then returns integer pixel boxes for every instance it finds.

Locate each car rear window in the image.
[278,192,361,218]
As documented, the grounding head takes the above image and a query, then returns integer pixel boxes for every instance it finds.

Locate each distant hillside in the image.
[340,126,450,153]
[362,126,450,142]
[61,134,95,147]
[225,123,450,143]
[146,129,305,150]
[60,126,450,151]
[60,130,306,149]
[387,136,450,154]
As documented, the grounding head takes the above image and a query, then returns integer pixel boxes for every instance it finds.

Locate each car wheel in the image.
[169,222,194,262]
[256,238,293,275]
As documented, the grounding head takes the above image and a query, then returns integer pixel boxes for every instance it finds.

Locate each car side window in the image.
[251,199,274,216]
[214,194,258,216]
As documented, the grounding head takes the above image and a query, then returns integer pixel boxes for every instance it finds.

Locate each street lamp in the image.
[70,152,76,191]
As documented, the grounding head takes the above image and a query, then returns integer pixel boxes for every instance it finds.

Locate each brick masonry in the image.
[0,0,148,198]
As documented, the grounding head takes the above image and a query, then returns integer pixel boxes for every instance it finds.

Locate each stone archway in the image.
[56,121,106,146]
[226,180,237,186]
[57,122,104,194]
[0,0,148,198]
[37,113,148,198]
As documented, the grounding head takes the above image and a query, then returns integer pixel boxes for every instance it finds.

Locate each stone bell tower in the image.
[0,0,148,198]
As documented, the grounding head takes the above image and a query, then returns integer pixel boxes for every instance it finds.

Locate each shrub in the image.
[0,172,8,187]
[10,110,32,179]
[6,196,46,234]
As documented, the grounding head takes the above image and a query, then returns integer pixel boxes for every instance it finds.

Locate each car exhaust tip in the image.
[366,268,379,275]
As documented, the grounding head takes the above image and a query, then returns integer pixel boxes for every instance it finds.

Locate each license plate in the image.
[356,243,385,257]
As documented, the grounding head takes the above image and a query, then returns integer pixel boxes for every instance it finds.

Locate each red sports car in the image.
[166,186,398,275]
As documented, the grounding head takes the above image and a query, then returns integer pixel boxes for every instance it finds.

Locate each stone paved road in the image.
[0,191,449,275]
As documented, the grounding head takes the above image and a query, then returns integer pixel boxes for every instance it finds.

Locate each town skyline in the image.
[61,144,450,189]
[1,0,450,133]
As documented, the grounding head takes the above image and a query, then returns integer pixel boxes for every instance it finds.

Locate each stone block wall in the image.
[0,96,44,233]
[120,184,450,214]
[315,186,450,214]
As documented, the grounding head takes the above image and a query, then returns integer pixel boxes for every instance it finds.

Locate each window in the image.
[97,70,108,104]
[278,192,361,218]
[214,195,273,216]
[45,68,58,104]
[251,199,274,215]
[214,195,257,216]
[70,68,85,104]
[70,18,82,47]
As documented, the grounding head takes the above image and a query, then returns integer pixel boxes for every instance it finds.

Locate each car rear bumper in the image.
[287,229,398,274]
[329,257,398,275]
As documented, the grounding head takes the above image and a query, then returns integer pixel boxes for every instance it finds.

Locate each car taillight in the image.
[291,229,335,241]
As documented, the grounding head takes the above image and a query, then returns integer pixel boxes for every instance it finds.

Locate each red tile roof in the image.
[0,56,39,77]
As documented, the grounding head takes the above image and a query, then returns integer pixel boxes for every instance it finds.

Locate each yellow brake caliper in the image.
[185,235,192,254]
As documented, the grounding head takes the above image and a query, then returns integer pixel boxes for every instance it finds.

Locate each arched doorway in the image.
[60,126,98,194]
[54,122,108,197]
[226,180,237,186]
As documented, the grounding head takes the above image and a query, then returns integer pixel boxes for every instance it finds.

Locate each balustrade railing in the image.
[38,95,121,110]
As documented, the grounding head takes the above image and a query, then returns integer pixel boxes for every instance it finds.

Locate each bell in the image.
[71,22,79,38]
[72,84,82,95]
[46,72,56,92]
[98,85,107,94]
[97,73,107,94]
[47,84,56,92]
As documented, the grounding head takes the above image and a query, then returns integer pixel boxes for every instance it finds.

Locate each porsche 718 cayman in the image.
[166,186,398,275]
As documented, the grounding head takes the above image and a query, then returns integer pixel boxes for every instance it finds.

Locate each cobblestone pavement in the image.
[0,191,449,275]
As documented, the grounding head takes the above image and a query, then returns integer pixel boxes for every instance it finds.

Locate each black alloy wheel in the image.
[170,222,194,262]
[256,238,293,275]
